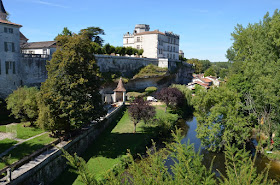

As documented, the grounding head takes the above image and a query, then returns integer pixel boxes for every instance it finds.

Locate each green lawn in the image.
[53,105,178,185]
[0,122,44,139]
[0,139,18,154]
[0,133,56,170]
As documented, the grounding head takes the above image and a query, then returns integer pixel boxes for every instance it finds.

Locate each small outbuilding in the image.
[113,78,126,103]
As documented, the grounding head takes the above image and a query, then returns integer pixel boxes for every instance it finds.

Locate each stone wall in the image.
[5,105,125,185]
[19,57,48,87]
[95,55,160,77]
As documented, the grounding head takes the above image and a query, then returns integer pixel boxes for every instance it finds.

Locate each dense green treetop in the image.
[38,32,106,133]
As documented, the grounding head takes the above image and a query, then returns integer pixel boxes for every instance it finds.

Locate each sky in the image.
[3,0,279,62]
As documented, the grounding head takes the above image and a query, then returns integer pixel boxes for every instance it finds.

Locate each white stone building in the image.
[0,0,22,97]
[123,24,180,60]
[21,41,57,59]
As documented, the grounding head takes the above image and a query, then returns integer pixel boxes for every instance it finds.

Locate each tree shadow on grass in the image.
[0,140,18,154]
[52,108,155,185]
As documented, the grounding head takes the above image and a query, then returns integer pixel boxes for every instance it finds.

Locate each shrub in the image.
[145,87,157,95]
[6,87,39,126]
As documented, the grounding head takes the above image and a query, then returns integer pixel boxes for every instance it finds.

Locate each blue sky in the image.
[4,0,279,61]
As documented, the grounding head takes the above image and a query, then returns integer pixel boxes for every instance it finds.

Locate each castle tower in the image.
[0,0,7,20]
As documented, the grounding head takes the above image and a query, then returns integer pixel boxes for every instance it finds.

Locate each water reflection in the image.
[179,116,280,182]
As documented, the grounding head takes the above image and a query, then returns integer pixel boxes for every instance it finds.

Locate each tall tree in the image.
[79,27,105,46]
[38,32,106,134]
[128,98,156,133]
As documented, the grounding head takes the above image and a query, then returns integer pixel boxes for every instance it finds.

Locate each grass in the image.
[53,105,178,185]
[0,133,55,170]
[133,64,168,79]
[0,139,18,154]
[0,122,44,139]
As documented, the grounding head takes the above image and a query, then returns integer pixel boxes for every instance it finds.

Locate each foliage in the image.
[145,87,157,94]
[79,27,105,46]
[193,85,251,152]
[133,64,168,79]
[6,87,39,126]
[38,31,106,133]
[156,87,185,112]
[219,144,273,185]
[125,47,133,56]
[204,67,216,77]
[63,129,273,185]
[226,10,280,148]
[187,58,203,73]
[171,84,193,115]
[138,49,144,56]
[128,98,156,133]
[115,46,126,56]
[103,43,114,55]
[91,42,103,54]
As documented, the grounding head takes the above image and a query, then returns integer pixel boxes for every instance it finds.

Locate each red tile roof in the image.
[201,78,212,83]
[0,19,22,27]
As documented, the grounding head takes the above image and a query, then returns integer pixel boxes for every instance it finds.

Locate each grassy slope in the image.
[0,139,18,154]
[53,106,174,185]
[0,133,55,170]
[0,123,44,139]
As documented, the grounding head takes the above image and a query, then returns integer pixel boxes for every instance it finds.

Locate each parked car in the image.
[147,96,157,102]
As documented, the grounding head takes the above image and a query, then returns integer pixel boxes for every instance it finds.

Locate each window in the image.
[29,51,35,54]
[137,37,141,42]
[168,38,170,43]
[168,46,169,51]
[4,27,13,33]
[137,45,140,49]
[4,42,15,52]
[43,49,47,55]
[173,54,175,59]
[173,47,175,52]
[126,39,128,44]
[5,61,15,74]
[167,54,169,58]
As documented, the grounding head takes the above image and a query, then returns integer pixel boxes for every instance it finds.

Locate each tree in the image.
[128,98,156,133]
[103,43,114,55]
[91,42,103,54]
[38,32,106,134]
[201,60,212,72]
[193,85,251,152]
[79,27,105,46]
[204,67,216,77]
[156,87,185,112]
[187,58,203,74]
[132,48,138,56]
[6,87,39,126]
[138,49,144,56]
[61,27,72,36]
[125,47,133,56]
[116,46,127,56]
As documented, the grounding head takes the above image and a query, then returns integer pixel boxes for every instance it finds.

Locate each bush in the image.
[145,87,157,95]
[6,86,39,126]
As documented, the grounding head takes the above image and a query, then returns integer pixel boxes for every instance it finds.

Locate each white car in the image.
[147,96,157,102]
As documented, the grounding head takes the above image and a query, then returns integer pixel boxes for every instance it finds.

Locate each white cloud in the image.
[32,0,68,8]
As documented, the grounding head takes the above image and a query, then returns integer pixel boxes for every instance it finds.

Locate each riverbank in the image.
[53,105,179,184]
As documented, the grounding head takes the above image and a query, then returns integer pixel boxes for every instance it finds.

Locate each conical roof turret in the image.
[114,78,126,92]
[0,0,7,14]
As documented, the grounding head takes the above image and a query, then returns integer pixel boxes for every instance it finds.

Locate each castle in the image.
[123,24,180,60]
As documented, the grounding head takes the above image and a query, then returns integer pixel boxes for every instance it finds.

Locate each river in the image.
[177,116,280,182]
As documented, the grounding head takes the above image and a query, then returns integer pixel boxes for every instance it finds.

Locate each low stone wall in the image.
[5,105,125,185]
